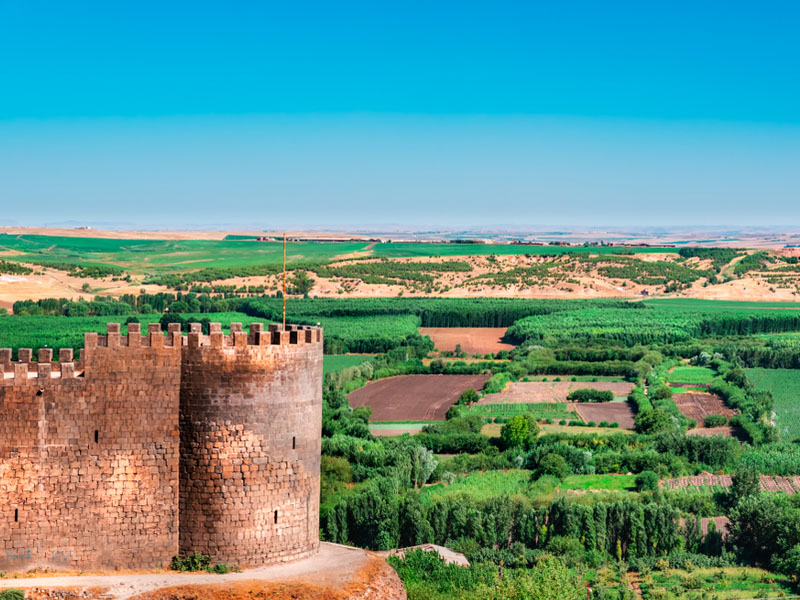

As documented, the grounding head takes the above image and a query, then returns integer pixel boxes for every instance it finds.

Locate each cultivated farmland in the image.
[347,374,490,421]
[572,401,636,429]
[478,380,635,404]
[673,392,736,426]
[420,327,514,356]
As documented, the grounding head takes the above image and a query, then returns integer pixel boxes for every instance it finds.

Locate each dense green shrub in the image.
[567,388,614,402]
[634,470,659,492]
[703,414,728,427]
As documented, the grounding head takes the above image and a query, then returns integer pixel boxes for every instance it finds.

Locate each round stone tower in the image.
[179,322,323,566]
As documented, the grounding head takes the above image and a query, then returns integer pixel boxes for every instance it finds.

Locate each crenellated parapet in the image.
[0,322,323,385]
[184,321,323,348]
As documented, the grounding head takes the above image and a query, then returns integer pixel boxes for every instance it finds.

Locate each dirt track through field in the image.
[420,327,514,355]
[348,374,490,421]
[478,381,634,404]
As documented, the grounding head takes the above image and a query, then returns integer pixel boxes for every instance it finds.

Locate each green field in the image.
[420,471,636,504]
[420,470,531,503]
[668,366,716,384]
[639,567,795,599]
[644,297,800,311]
[0,234,369,273]
[323,354,376,376]
[0,234,678,276]
[745,368,800,439]
[560,474,636,491]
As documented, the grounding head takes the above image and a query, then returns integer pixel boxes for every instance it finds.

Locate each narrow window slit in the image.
[292,436,296,450]
[274,510,278,524]
[94,430,99,443]
[14,509,18,522]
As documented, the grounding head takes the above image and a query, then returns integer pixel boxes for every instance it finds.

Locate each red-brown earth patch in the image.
[420,327,514,356]
[673,392,736,426]
[572,402,636,430]
[348,374,490,421]
[478,381,634,404]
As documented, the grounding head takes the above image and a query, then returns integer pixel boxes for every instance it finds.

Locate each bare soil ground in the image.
[348,374,490,421]
[0,543,405,600]
[371,427,424,437]
[420,327,513,355]
[572,402,636,429]
[686,426,737,437]
[478,381,635,404]
[673,392,736,426]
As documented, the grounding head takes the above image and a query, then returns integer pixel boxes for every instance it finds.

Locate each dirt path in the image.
[625,572,644,599]
[0,543,398,600]
[720,252,749,279]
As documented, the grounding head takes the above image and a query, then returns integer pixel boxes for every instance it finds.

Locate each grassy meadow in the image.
[745,367,800,439]
[668,366,716,384]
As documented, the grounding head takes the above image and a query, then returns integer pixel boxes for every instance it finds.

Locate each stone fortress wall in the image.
[0,321,323,572]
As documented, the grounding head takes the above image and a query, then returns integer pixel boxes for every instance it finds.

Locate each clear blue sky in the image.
[1,0,799,228]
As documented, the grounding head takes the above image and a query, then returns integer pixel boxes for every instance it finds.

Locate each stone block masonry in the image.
[0,321,323,572]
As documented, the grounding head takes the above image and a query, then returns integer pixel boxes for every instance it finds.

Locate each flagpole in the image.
[282,232,287,330]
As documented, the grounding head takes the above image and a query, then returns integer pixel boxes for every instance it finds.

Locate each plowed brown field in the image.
[420,327,514,355]
[572,402,636,429]
[673,392,736,426]
[348,374,490,421]
[477,381,634,404]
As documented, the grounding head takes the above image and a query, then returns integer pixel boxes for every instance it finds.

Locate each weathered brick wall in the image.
[0,323,181,572]
[179,323,323,566]
[0,321,323,572]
